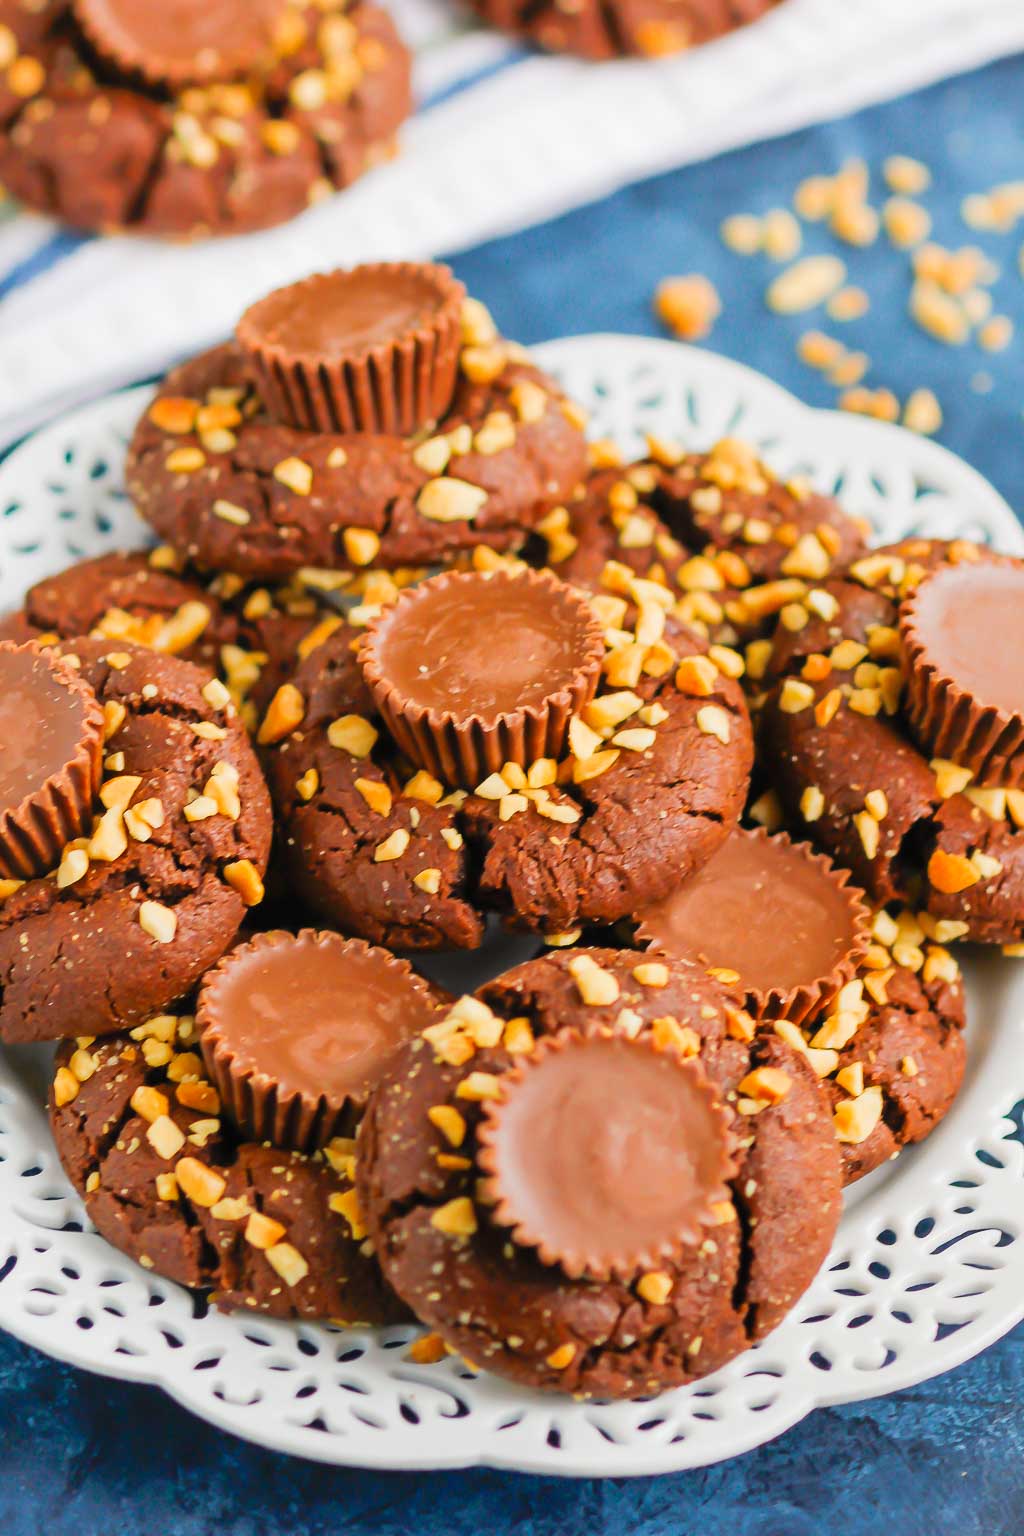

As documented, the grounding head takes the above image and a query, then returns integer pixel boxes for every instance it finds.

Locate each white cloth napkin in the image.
[1,0,1021,447]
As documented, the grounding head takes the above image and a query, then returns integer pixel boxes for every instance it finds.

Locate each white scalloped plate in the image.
[1,334,1023,1477]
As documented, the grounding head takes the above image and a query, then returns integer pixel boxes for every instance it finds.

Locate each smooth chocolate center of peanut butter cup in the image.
[76,0,285,75]
[0,647,90,814]
[636,830,858,995]
[909,562,1024,717]
[482,1034,733,1274]
[245,268,447,357]
[372,573,594,722]
[204,935,436,1104]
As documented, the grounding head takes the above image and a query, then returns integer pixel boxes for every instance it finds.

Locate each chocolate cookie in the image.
[0,546,381,727]
[50,1013,401,1323]
[653,439,868,591]
[539,448,868,659]
[127,293,588,581]
[761,538,1024,943]
[538,460,722,632]
[262,583,753,946]
[357,948,842,1399]
[467,0,782,59]
[0,548,247,671]
[765,906,966,1184]
[0,638,272,1042]
[0,0,412,238]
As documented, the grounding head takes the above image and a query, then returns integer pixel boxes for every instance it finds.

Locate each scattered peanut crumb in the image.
[903,388,943,435]
[766,255,846,314]
[654,275,722,340]
[883,155,931,196]
[826,286,870,322]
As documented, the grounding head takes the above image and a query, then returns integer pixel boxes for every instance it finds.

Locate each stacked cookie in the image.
[1,260,1011,1401]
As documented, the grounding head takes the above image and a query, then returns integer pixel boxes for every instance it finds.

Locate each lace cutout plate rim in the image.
[0,333,1022,1476]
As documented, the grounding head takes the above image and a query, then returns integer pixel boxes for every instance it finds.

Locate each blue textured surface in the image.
[3,48,1024,1536]
[451,55,1024,516]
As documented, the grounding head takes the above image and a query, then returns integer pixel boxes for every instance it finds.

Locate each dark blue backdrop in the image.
[2,50,1023,1536]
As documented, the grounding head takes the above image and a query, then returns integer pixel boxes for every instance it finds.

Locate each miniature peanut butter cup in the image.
[73,0,287,87]
[900,557,1024,787]
[0,641,103,880]
[358,566,604,788]
[236,263,466,438]
[635,828,870,1026]
[476,1030,736,1280]
[198,930,440,1152]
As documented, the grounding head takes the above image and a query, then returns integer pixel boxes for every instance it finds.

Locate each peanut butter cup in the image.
[0,641,103,880]
[236,263,466,437]
[199,930,440,1151]
[900,557,1024,787]
[73,0,288,87]
[635,827,870,1025]
[358,566,604,788]
[476,1029,736,1279]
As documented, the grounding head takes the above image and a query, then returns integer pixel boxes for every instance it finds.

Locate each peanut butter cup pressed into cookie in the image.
[0,639,272,1044]
[237,263,466,438]
[127,284,589,580]
[358,566,604,787]
[358,948,843,1398]
[635,827,870,1025]
[0,640,104,880]
[263,588,753,946]
[761,537,1024,945]
[900,556,1024,788]
[198,929,442,1150]
[476,1029,736,1278]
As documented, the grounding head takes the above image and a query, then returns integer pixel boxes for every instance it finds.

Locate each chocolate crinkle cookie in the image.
[357,948,842,1399]
[0,0,412,238]
[539,442,868,657]
[49,1013,404,1323]
[758,906,966,1184]
[467,0,782,60]
[260,565,753,948]
[0,638,272,1043]
[761,537,1024,945]
[0,545,358,726]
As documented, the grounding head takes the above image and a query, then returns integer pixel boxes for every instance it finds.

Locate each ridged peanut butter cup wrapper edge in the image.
[0,640,104,881]
[236,263,467,438]
[197,929,440,1153]
[357,567,605,790]
[900,556,1024,788]
[635,827,872,1028]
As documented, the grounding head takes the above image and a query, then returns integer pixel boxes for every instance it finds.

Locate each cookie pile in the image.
[1,261,1009,1401]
